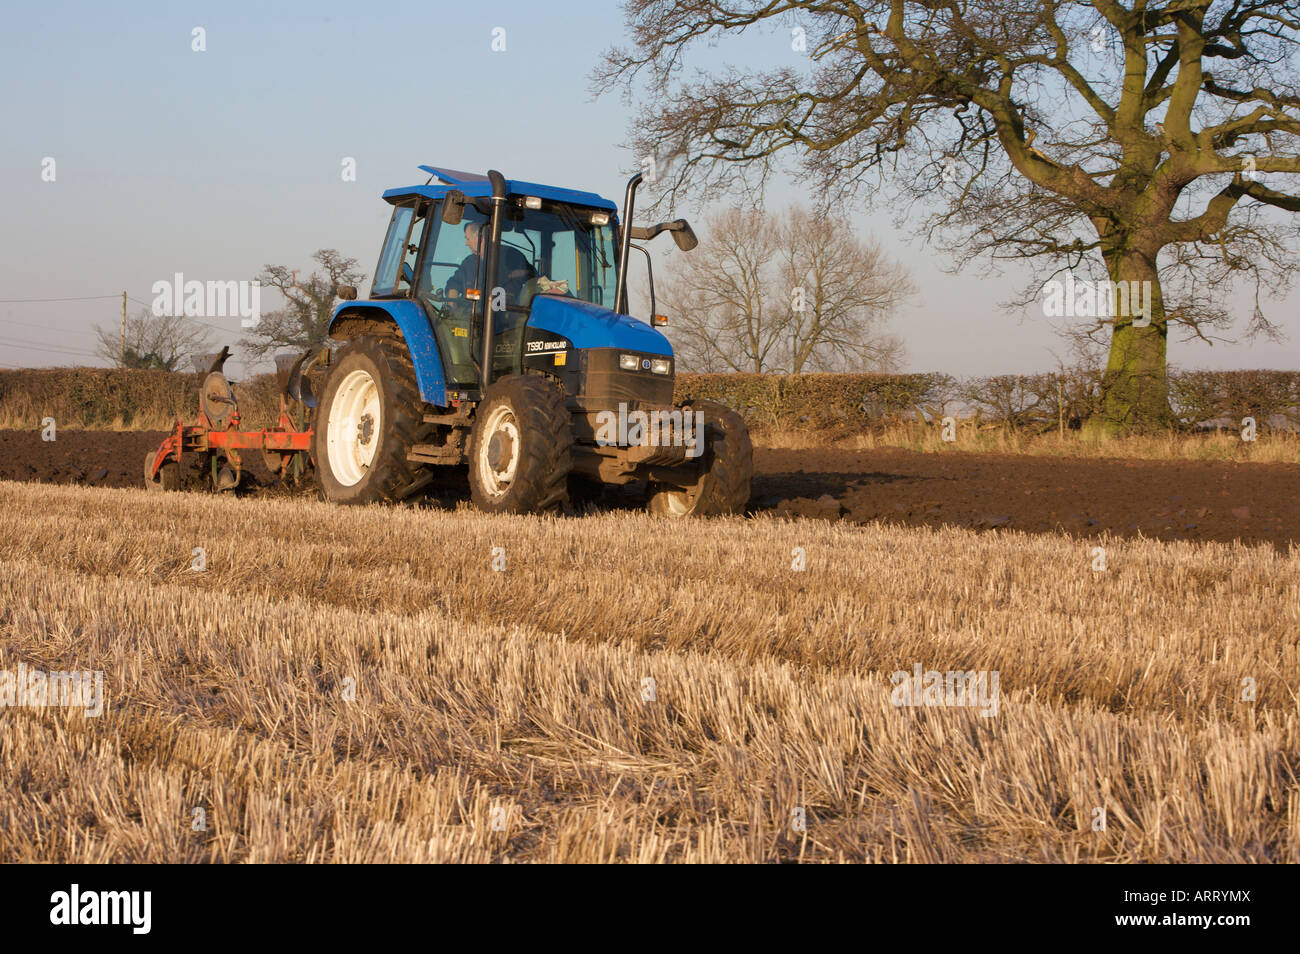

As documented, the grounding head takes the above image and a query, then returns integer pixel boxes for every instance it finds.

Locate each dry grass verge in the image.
[756,420,1300,463]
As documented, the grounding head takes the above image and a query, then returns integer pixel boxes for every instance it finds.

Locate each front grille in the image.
[577,348,673,410]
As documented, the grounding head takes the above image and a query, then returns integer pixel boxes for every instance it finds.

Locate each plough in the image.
[143,346,326,492]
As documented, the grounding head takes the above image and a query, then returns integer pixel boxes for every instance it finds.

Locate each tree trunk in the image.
[1095,248,1171,432]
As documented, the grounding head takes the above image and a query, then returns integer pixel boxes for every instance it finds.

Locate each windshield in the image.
[414,199,617,310]
[495,201,618,309]
[413,198,620,386]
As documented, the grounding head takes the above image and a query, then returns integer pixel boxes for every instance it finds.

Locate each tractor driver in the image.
[444,220,534,305]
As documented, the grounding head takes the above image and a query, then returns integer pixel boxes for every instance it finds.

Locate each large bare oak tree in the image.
[596,1,1300,428]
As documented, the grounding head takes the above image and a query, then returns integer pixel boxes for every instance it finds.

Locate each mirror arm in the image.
[629,243,654,320]
[629,219,697,250]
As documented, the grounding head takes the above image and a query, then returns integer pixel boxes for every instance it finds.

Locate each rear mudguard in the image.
[328,300,447,406]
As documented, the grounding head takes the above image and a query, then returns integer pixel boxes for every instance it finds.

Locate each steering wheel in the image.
[422,262,463,300]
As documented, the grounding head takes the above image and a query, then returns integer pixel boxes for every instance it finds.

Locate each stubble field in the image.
[0,479,1296,862]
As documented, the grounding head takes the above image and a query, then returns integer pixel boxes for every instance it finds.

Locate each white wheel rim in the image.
[658,488,693,517]
[478,404,521,497]
[327,368,381,486]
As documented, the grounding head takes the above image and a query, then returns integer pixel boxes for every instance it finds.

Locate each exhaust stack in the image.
[614,171,643,315]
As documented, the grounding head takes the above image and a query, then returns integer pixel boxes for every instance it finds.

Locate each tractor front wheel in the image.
[468,374,572,514]
[646,400,752,517]
[313,335,432,504]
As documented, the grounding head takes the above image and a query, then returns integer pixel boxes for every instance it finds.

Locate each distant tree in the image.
[241,249,365,357]
[94,308,212,371]
[661,205,911,372]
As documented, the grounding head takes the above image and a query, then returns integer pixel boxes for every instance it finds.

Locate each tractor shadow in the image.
[566,469,928,517]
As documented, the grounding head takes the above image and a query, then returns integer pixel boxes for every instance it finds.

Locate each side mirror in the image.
[671,219,698,252]
[442,190,466,225]
[337,284,357,301]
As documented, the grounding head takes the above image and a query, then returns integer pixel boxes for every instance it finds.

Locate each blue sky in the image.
[1,0,1296,378]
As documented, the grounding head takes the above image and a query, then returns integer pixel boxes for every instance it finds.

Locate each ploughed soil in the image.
[1,430,1295,549]
[751,447,1297,550]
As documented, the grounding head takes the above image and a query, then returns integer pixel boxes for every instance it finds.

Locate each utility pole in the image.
[1058,375,1065,440]
[120,291,127,367]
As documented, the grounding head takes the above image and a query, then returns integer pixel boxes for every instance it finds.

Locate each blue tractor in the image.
[313,165,752,515]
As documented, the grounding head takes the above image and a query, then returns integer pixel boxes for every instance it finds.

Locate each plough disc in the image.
[143,451,180,491]
[200,371,237,429]
[275,351,318,410]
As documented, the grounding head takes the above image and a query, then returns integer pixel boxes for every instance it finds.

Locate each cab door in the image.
[415,205,490,388]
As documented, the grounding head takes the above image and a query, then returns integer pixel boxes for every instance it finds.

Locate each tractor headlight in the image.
[650,358,671,375]
[619,354,639,371]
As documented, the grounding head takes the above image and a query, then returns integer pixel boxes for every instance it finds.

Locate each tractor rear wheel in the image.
[468,374,572,514]
[313,335,433,504]
[646,400,752,517]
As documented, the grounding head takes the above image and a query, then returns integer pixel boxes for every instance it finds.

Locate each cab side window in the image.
[394,203,430,294]
[371,204,415,297]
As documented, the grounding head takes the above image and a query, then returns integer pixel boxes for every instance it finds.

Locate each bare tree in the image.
[661,205,911,372]
[95,308,213,371]
[662,208,781,372]
[596,1,1300,429]
[241,249,365,357]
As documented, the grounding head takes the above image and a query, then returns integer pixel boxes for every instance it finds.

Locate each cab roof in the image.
[382,164,618,213]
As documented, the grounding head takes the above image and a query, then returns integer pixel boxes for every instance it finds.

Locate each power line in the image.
[0,292,247,336]
[0,331,98,351]
[0,331,102,354]
[0,335,101,359]
[0,294,122,303]
[0,288,274,370]
[125,295,237,333]
[0,315,89,330]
